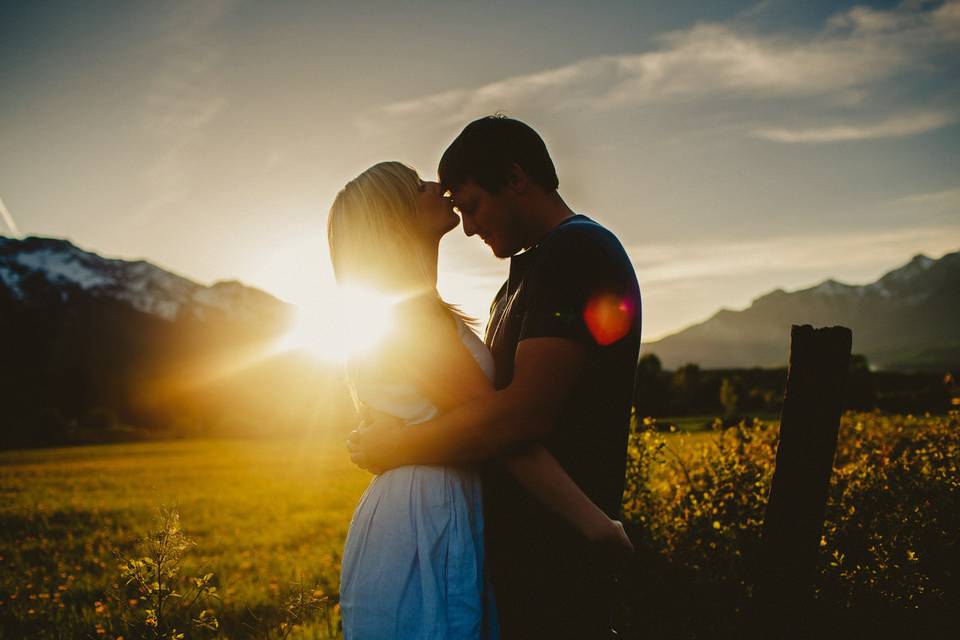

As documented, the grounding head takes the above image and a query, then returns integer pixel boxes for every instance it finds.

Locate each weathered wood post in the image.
[752,324,852,638]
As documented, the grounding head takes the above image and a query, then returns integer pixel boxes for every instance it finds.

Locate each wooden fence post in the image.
[752,324,852,638]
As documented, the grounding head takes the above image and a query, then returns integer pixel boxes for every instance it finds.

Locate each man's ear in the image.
[507,163,530,195]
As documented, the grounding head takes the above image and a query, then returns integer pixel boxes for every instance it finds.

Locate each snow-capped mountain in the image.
[0,236,290,325]
[0,235,347,448]
[644,251,960,371]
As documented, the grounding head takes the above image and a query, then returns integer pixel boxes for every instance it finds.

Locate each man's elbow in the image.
[487,402,555,455]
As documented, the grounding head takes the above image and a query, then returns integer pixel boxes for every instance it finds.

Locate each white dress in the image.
[339,320,499,639]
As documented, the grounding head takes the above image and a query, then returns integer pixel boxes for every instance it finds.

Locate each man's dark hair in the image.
[439,115,559,194]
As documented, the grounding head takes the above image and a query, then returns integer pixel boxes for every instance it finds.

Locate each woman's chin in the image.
[442,218,460,236]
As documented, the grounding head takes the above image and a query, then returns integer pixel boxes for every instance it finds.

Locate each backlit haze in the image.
[2,0,959,354]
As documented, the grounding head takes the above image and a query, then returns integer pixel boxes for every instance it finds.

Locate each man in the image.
[349,115,641,638]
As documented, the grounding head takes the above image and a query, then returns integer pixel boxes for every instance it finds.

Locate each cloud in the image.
[358,1,960,138]
[890,186,960,223]
[751,111,956,143]
[630,225,960,289]
[134,0,234,223]
[893,186,960,206]
[0,195,21,237]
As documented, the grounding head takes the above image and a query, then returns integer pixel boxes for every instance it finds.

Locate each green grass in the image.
[0,437,372,638]
[653,414,781,432]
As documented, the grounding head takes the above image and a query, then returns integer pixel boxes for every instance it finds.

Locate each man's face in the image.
[450,180,525,258]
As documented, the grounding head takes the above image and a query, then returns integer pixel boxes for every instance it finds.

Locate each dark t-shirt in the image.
[482,214,641,637]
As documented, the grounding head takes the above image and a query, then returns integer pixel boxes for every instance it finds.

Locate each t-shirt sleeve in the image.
[519,227,631,346]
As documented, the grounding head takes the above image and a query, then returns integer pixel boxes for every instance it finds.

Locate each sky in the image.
[2,0,959,341]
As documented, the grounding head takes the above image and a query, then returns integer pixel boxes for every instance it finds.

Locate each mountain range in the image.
[0,235,287,326]
[0,235,352,447]
[1,235,957,435]
[644,250,960,371]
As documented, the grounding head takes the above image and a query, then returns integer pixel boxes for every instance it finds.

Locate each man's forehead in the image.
[448,181,483,203]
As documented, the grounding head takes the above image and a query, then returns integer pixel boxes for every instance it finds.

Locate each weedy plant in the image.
[620,411,960,638]
[112,507,220,639]
[243,576,330,639]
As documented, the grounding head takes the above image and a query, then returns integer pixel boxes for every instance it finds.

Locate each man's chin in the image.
[488,240,522,259]
[486,242,507,258]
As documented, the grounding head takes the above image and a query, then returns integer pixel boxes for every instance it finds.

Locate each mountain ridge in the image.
[644,250,960,371]
[0,235,289,325]
[0,234,353,448]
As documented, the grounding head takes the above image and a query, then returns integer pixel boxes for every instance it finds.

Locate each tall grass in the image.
[1,413,957,638]
[621,411,959,638]
[0,438,367,638]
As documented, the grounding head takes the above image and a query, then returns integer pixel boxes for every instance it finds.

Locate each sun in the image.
[274,285,397,364]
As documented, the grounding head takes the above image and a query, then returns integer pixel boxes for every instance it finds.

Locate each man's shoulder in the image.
[542,216,630,263]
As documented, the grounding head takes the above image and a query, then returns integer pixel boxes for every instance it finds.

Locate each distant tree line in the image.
[0,294,356,450]
[0,352,357,451]
[633,353,957,425]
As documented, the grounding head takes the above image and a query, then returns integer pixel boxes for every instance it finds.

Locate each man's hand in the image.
[587,518,635,572]
[346,409,406,474]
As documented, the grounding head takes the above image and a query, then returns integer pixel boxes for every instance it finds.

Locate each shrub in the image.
[620,412,960,638]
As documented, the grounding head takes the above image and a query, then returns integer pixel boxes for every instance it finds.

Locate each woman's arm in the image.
[393,304,632,556]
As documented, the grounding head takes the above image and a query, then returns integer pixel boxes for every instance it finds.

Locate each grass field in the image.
[2,412,956,638]
[0,437,371,638]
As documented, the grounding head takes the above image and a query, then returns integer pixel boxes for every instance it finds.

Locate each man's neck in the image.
[522,191,577,250]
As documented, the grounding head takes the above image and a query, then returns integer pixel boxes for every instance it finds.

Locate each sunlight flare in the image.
[275,285,398,363]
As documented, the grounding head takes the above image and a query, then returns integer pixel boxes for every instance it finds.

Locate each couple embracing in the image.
[329,115,642,639]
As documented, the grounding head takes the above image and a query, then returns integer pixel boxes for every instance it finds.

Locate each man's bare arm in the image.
[350,336,587,468]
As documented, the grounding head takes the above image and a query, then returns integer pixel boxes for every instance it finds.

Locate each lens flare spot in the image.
[583,292,636,346]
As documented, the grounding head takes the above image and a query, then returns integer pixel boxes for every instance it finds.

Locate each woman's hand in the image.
[347,409,405,474]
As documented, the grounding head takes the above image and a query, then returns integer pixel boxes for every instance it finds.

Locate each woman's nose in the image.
[461,214,476,236]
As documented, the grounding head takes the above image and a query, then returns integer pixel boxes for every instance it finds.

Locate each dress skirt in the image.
[339,464,499,639]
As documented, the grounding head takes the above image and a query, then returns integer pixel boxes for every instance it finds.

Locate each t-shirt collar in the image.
[514,213,585,260]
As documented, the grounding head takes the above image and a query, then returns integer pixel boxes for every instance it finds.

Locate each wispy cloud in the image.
[0,195,21,237]
[134,0,233,223]
[630,225,960,289]
[358,1,960,138]
[752,111,956,143]
[889,186,960,223]
[893,186,960,207]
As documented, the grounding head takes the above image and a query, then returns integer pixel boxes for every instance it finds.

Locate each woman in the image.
[328,161,632,639]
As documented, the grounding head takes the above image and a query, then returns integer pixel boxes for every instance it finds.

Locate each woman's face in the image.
[416,178,460,238]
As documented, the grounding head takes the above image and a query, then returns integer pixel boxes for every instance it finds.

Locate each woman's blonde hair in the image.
[327,161,473,325]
